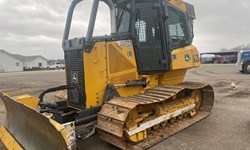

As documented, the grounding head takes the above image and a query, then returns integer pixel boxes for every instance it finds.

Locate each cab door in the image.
[133,0,170,74]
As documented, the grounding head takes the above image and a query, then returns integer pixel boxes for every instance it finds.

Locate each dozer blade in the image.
[0,92,76,150]
[97,82,214,149]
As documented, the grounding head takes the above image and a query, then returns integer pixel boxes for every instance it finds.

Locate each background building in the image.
[0,49,48,72]
[0,50,24,72]
[13,55,48,70]
[200,51,238,64]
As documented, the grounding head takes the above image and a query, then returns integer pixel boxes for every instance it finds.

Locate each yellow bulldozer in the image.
[0,0,214,149]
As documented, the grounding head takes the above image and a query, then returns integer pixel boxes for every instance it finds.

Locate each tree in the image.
[221,43,250,51]
[220,48,228,52]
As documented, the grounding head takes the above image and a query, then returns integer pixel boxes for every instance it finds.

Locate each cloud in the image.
[186,0,250,52]
[0,0,249,59]
[0,0,70,59]
[0,0,110,59]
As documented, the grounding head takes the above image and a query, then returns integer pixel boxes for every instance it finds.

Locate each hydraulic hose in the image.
[38,85,68,104]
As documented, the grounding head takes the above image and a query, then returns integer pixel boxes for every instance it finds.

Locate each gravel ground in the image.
[0,64,249,150]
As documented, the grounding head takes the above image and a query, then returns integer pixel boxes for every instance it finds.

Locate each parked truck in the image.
[236,50,250,74]
[47,62,65,70]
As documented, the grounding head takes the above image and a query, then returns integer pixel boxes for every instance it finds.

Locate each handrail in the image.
[62,0,115,50]
[63,0,83,43]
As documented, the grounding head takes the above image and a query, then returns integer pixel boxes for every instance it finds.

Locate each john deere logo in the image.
[185,54,190,62]
[72,72,78,83]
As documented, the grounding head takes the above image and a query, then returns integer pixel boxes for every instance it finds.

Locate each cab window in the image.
[168,6,192,49]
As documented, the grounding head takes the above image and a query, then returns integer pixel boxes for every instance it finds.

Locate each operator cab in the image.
[62,0,196,108]
[63,0,196,73]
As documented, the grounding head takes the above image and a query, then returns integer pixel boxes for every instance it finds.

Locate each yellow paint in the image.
[172,45,200,70]
[12,94,39,110]
[127,96,196,142]
[49,119,75,147]
[129,130,147,142]
[168,0,187,12]
[108,69,136,79]
[160,45,201,85]
[142,74,159,89]
[189,109,197,117]
[107,42,136,74]
[83,42,108,108]
[191,89,201,111]
[116,86,142,97]
[0,126,23,150]
[160,69,187,85]
[107,41,142,97]
[49,119,65,131]
[82,40,145,108]
[81,40,201,108]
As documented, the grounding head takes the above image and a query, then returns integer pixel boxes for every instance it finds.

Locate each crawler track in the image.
[97,82,214,149]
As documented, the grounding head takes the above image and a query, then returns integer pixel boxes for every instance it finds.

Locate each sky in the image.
[0,0,250,59]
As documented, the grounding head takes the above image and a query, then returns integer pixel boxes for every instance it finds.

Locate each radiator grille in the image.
[65,50,86,109]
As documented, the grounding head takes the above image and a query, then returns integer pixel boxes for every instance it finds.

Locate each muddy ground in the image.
[0,64,249,150]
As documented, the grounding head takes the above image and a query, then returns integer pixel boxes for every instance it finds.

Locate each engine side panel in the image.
[82,40,200,109]
[83,42,108,108]
[106,40,142,97]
